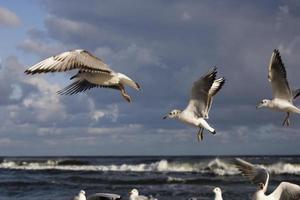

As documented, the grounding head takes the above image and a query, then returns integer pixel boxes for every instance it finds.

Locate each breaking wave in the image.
[1,158,300,175]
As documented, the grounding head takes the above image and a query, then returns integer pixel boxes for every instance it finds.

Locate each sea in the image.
[0,156,299,200]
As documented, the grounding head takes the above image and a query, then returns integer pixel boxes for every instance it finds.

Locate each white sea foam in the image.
[1,159,300,175]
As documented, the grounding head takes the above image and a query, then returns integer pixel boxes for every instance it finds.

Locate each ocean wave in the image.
[1,158,300,175]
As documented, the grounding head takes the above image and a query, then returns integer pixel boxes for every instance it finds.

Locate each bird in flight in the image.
[163,67,225,141]
[25,49,141,103]
[234,158,300,200]
[257,49,300,126]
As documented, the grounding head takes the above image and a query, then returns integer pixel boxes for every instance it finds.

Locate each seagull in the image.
[163,67,225,141]
[25,49,141,103]
[213,187,223,200]
[234,158,300,200]
[73,190,86,200]
[129,189,157,200]
[257,49,300,126]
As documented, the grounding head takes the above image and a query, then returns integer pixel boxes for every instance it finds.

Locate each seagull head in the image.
[129,188,139,196]
[256,99,270,109]
[257,183,265,190]
[79,190,86,195]
[163,109,181,119]
[213,187,222,195]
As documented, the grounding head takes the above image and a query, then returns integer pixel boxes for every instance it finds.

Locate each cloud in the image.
[3,0,300,155]
[0,6,21,27]
[19,38,70,58]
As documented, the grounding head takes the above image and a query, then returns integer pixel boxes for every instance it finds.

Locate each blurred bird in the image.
[213,187,223,200]
[129,189,157,200]
[72,190,86,200]
[234,158,300,200]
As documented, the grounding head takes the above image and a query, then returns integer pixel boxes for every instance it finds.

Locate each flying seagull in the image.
[234,158,300,200]
[129,189,157,200]
[213,187,223,200]
[72,190,86,200]
[25,49,141,102]
[163,67,225,141]
[257,49,300,126]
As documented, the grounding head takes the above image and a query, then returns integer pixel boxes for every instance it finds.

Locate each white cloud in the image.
[0,6,21,27]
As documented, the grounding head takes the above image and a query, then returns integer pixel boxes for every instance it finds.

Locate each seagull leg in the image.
[119,84,131,103]
[197,128,204,142]
[287,112,290,126]
[282,112,290,126]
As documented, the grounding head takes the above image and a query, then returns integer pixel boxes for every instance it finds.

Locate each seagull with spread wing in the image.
[234,158,300,200]
[163,67,225,141]
[257,49,300,126]
[25,49,141,102]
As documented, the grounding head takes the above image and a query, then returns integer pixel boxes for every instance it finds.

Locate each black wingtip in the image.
[135,82,141,90]
[273,49,281,56]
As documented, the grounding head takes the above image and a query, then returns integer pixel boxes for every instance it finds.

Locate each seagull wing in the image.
[25,49,112,74]
[269,182,300,200]
[87,193,122,200]
[57,80,120,95]
[205,77,225,117]
[185,67,218,118]
[233,158,269,187]
[137,195,152,200]
[268,49,292,101]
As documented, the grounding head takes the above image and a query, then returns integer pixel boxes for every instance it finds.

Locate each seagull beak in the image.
[163,115,168,119]
[256,103,262,109]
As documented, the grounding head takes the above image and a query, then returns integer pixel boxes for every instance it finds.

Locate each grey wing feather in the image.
[57,80,120,95]
[185,67,218,117]
[233,158,269,186]
[25,49,112,75]
[270,182,300,200]
[268,49,292,100]
[138,195,151,200]
[87,193,122,200]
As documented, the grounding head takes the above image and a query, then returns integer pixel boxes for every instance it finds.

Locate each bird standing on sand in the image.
[257,49,300,126]
[213,187,223,200]
[234,158,300,200]
[73,190,86,200]
[25,49,141,103]
[163,67,225,141]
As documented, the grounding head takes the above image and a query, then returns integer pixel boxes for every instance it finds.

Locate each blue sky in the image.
[0,0,300,156]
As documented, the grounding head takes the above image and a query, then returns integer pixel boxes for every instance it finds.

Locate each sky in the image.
[0,0,300,156]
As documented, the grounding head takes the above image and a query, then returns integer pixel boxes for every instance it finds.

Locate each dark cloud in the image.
[0,0,300,155]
